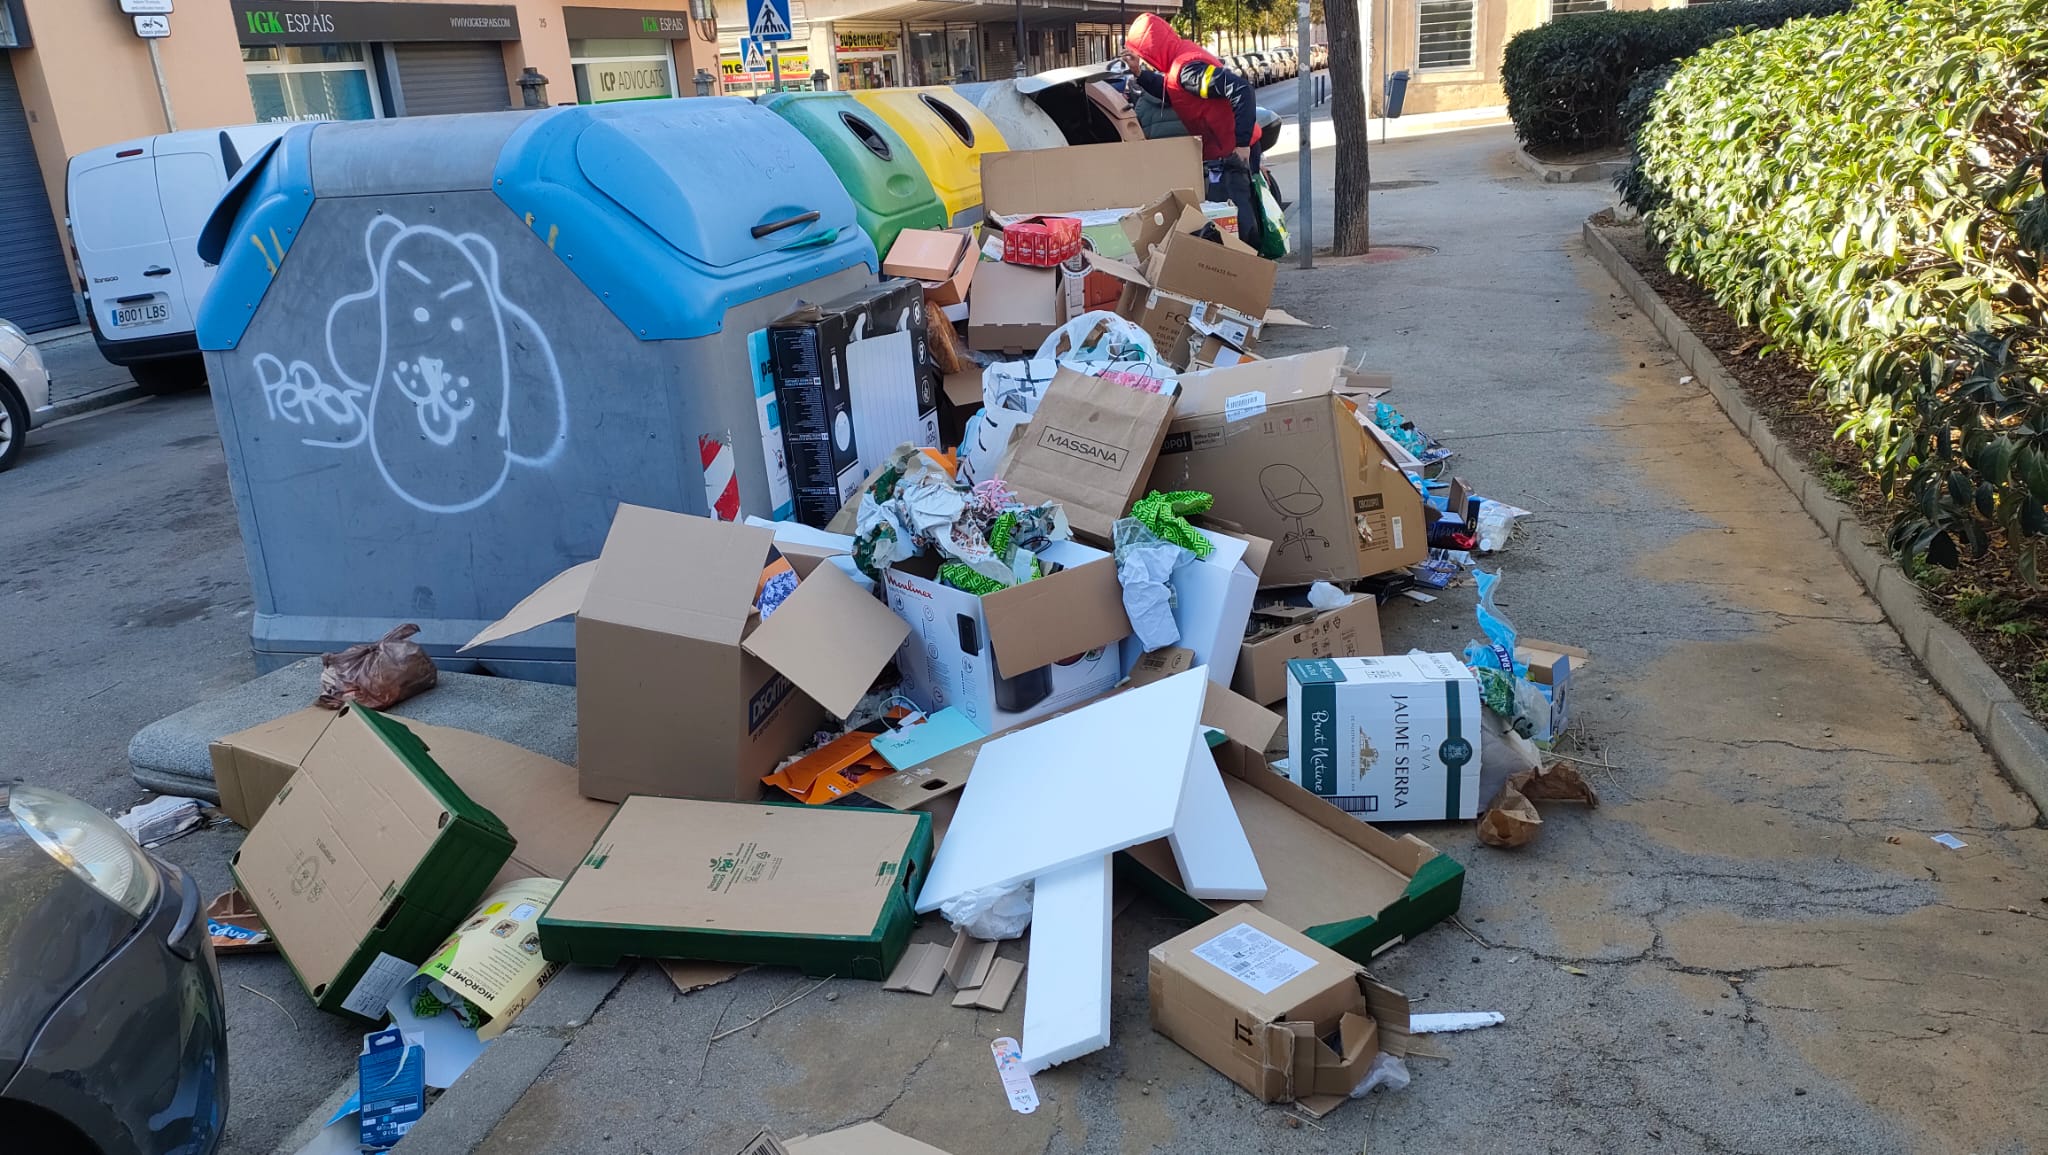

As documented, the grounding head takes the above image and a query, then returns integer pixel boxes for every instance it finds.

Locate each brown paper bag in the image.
[999,367,1176,546]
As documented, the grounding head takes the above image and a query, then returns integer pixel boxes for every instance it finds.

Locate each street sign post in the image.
[120,0,173,13]
[133,13,170,35]
[744,0,792,40]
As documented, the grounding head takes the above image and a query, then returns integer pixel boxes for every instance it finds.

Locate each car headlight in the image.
[8,785,160,918]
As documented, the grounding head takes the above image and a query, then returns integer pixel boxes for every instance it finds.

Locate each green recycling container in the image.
[759,91,948,259]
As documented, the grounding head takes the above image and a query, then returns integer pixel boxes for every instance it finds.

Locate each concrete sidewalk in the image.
[445,127,2048,1153]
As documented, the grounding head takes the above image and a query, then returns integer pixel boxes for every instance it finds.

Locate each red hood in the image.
[1127,12,1204,72]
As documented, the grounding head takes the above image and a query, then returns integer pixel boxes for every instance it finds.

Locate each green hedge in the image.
[1502,0,1848,153]
[1634,0,2048,574]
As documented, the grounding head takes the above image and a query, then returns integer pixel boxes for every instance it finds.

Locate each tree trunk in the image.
[1326,0,1370,254]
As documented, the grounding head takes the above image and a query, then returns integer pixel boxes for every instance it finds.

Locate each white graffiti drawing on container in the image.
[307,213,569,514]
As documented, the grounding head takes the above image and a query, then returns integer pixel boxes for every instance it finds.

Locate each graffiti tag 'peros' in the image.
[252,214,569,515]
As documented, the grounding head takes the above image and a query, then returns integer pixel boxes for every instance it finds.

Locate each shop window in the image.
[243,44,381,122]
[571,38,676,103]
[1416,0,1476,71]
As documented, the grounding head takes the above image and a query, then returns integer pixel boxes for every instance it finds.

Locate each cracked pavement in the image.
[468,128,2048,1153]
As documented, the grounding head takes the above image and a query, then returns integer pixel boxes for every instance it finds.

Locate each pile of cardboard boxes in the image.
[206,135,1543,1150]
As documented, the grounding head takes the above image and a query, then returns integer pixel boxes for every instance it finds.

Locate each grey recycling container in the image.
[194,100,876,680]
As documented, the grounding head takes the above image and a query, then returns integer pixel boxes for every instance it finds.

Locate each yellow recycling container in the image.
[850,86,1008,225]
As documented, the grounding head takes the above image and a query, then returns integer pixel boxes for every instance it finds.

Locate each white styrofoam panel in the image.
[1019,855,1113,1073]
[914,667,1209,912]
[1168,734,1267,900]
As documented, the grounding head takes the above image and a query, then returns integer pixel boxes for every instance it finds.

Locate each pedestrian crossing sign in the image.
[740,36,768,73]
[745,0,792,41]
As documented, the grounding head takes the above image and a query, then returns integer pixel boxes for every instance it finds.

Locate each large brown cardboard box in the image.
[1234,598,1386,704]
[1151,349,1429,587]
[231,707,515,1020]
[1149,905,1408,1108]
[465,505,909,802]
[980,137,1203,217]
[998,367,1177,546]
[211,709,615,889]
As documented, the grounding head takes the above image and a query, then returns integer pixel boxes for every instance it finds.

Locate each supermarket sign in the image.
[722,49,809,79]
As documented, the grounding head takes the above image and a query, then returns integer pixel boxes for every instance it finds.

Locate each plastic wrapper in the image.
[1114,518,1192,652]
[1476,499,1532,553]
[1306,581,1353,610]
[1349,1051,1412,1098]
[316,623,438,710]
[941,881,1033,941]
[1461,570,1524,725]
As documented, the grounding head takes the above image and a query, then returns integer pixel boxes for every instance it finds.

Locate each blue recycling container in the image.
[194,100,877,679]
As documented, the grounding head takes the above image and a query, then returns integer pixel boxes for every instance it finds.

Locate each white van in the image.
[66,124,290,386]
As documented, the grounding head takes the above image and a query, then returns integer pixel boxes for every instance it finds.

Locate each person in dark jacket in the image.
[1120,11,1263,249]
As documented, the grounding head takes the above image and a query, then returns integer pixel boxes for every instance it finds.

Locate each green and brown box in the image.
[231,707,515,1021]
[538,797,933,980]
[1120,726,1463,964]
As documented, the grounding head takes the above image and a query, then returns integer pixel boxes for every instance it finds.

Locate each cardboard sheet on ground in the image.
[913,667,1210,912]
[1020,854,1113,1072]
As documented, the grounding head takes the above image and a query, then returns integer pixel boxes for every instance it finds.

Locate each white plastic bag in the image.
[1349,1052,1411,1098]
[940,881,1034,940]
[1035,310,1158,366]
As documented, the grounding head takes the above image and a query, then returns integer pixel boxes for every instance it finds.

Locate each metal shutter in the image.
[0,54,78,332]
[393,43,511,117]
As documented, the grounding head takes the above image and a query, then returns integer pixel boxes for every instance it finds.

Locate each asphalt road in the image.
[0,390,367,1154]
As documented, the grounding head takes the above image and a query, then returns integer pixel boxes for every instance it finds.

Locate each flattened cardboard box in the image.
[1152,349,1429,587]
[1149,905,1409,1106]
[1119,729,1464,964]
[231,707,515,1021]
[213,708,615,890]
[465,505,908,804]
[539,797,933,979]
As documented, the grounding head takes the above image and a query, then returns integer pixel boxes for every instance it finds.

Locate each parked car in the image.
[66,124,289,389]
[1244,53,1274,85]
[0,319,52,472]
[1313,43,1329,70]
[0,784,227,1152]
[1274,48,1300,78]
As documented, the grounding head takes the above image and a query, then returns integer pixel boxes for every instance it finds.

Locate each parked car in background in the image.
[0,784,227,1152]
[1313,43,1329,69]
[66,124,289,390]
[1274,47,1300,78]
[0,319,52,472]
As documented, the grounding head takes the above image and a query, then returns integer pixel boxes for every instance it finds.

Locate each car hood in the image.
[0,820,140,1078]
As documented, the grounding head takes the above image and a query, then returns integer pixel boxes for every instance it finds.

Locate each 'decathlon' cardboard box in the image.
[231,707,515,1021]
[537,797,933,980]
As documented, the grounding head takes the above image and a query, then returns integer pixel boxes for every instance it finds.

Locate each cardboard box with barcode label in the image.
[1235,597,1385,705]
[230,706,515,1021]
[1149,905,1408,1109]
[537,797,932,979]
[1151,348,1429,587]
[1285,653,1483,822]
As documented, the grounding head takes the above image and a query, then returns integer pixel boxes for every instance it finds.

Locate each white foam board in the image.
[1168,734,1267,900]
[914,667,1210,912]
[1019,855,1113,1073]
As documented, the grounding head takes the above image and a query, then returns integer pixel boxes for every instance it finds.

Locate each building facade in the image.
[1367,0,1687,117]
[0,0,726,331]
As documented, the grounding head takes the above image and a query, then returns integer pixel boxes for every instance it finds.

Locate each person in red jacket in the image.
[1120,11,1264,250]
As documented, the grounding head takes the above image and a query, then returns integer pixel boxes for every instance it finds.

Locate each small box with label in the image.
[1148,905,1407,1108]
[1284,653,1482,822]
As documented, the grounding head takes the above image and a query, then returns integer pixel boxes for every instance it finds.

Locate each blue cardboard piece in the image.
[871,708,985,771]
[358,1028,426,1150]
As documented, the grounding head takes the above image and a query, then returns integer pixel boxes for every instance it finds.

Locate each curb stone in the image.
[1582,218,2048,815]
[390,964,632,1155]
[1513,145,1630,184]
